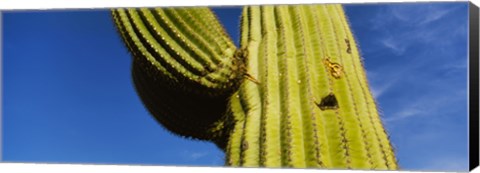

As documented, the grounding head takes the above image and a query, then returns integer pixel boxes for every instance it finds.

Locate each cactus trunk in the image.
[112,4,398,170]
[225,5,397,169]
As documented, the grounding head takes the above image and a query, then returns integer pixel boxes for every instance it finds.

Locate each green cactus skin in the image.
[112,4,398,170]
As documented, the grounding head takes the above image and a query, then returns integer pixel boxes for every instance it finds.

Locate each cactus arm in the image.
[112,7,245,141]
[112,7,243,96]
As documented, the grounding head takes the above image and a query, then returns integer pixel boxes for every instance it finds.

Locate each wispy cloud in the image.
[422,156,469,171]
[418,7,454,25]
[181,150,209,161]
[190,152,208,160]
[367,3,466,56]
[383,84,466,123]
[390,4,458,26]
[367,52,467,124]
[385,108,424,122]
[367,70,398,99]
[363,3,468,122]
[380,37,406,55]
[374,3,461,27]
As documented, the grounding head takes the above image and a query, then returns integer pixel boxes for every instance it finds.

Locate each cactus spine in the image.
[112,4,398,170]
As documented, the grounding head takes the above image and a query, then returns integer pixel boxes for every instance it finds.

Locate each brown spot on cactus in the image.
[345,38,352,54]
[112,4,398,170]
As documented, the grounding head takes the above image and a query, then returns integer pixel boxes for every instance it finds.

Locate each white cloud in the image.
[383,85,466,123]
[367,3,466,56]
[422,156,469,171]
[384,108,423,122]
[380,37,406,55]
[388,4,459,26]
[181,150,209,160]
[365,60,421,100]
[362,2,468,107]
[190,152,208,159]
[367,70,398,99]
[418,7,453,25]
[441,59,467,71]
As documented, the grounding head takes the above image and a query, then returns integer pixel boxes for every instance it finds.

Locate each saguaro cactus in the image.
[112,4,398,170]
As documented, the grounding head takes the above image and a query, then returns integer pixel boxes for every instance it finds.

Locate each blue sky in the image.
[1,2,469,171]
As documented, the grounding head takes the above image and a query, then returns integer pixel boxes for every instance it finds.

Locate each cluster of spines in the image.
[225,4,398,169]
